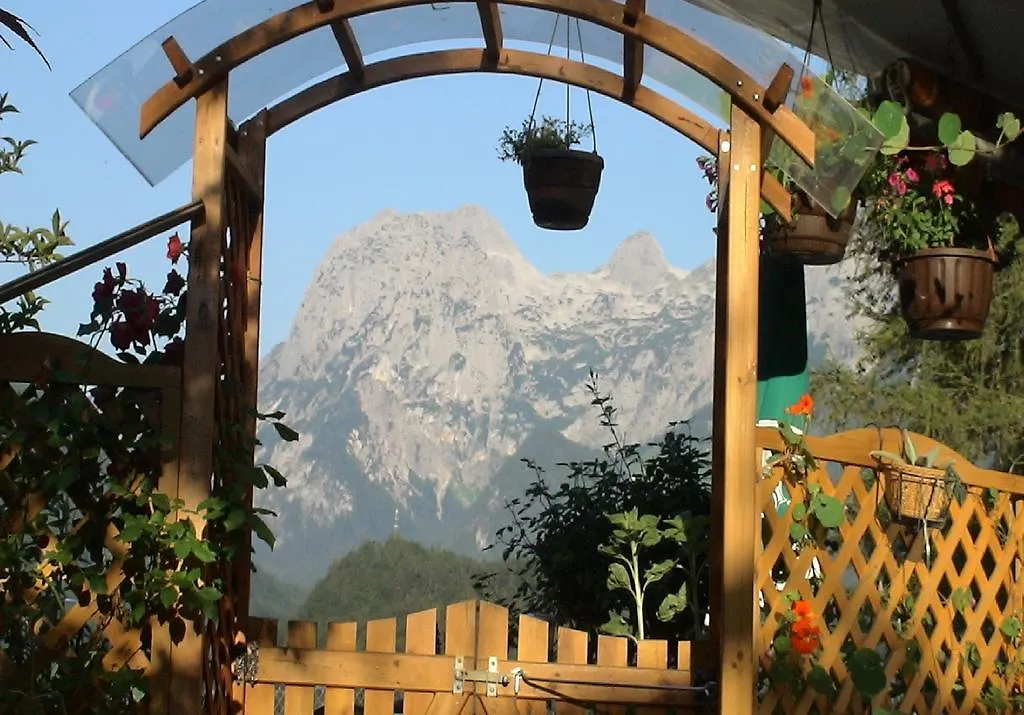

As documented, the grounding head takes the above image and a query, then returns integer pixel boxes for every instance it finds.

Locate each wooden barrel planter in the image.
[897,247,996,340]
[522,148,604,230]
[881,463,954,523]
[763,192,857,265]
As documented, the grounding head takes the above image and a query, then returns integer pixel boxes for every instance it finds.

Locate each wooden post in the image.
[173,77,230,713]
[709,104,762,715]
[231,110,268,710]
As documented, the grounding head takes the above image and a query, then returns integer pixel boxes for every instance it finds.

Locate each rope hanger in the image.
[525,14,599,153]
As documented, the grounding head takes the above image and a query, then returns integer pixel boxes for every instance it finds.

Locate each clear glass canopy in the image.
[71,0,880,216]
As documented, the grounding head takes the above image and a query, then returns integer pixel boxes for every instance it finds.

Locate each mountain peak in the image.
[602,232,670,288]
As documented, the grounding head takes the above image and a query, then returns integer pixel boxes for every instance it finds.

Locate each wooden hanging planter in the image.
[763,191,856,265]
[522,148,604,231]
[897,247,996,340]
[881,463,954,523]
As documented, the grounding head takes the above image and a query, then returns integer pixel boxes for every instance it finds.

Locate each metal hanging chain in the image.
[574,17,598,153]
[565,12,571,139]
[799,0,841,88]
[527,15,563,132]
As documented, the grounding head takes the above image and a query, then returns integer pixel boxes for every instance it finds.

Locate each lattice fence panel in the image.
[0,332,182,711]
[756,428,1024,715]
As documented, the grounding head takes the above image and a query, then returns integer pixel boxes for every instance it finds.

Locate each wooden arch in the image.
[131,2,822,714]
[254,47,792,214]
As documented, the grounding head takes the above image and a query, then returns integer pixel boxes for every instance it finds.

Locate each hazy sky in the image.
[1,1,787,353]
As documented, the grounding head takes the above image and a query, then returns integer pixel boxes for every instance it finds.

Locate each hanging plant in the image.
[496,16,604,231]
[859,100,1023,339]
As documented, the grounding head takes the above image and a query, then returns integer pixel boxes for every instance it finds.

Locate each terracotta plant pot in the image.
[882,465,953,523]
[897,247,996,340]
[763,192,856,266]
[522,149,604,230]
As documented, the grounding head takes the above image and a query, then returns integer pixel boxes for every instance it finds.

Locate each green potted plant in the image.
[864,102,1023,339]
[869,429,966,523]
[497,115,604,231]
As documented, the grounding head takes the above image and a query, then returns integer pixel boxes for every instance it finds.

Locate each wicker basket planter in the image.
[881,463,954,522]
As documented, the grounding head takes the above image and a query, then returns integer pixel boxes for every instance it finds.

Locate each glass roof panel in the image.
[71,0,879,212]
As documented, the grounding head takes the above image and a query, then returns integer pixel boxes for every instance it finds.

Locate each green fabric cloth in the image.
[756,254,810,423]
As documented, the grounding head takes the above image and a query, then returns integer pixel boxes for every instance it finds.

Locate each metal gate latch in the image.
[452,655,509,697]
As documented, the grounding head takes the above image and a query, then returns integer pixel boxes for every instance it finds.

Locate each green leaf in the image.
[600,612,634,638]
[607,562,631,591]
[772,634,792,655]
[656,585,688,622]
[997,112,1021,141]
[250,514,276,549]
[224,508,247,532]
[807,665,836,697]
[159,587,178,609]
[872,101,905,139]
[951,587,973,613]
[791,502,808,521]
[644,559,675,586]
[789,522,808,542]
[811,494,845,528]
[947,130,977,166]
[937,113,962,146]
[263,463,287,488]
[272,421,300,442]
[847,648,887,696]
[1001,615,1022,639]
[191,540,217,563]
[197,586,224,602]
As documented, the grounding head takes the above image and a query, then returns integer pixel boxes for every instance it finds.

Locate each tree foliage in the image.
[812,215,1024,472]
[476,373,712,642]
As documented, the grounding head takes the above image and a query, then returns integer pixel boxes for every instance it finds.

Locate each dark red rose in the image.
[167,234,184,263]
[164,269,186,296]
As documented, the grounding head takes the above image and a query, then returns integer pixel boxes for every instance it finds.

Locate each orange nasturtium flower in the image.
[790,618,821,654]
[786,394,815,416]
[791,599,813,618]
[800,75,814,100]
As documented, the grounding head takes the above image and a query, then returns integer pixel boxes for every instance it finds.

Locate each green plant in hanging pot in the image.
[860,101,1023,340]
[497,115,604,231]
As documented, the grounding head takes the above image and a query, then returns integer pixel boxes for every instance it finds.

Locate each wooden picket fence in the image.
[237,600,716,714]
[756,427,1024,714]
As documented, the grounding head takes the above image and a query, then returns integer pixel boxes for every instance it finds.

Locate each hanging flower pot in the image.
[498,115,603,231]
[881,463,954,523]
[522,148,604,230]
[763,191,857,265]
[897,247,996,340]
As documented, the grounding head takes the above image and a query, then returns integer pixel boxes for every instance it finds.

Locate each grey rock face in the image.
[254,205,860,585]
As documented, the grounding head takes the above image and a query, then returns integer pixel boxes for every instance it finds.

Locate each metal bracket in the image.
[233,642,260,686]
[452,655,509,697]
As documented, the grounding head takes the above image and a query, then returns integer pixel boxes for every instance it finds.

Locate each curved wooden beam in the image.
[139,0,815,168]
[256,47,792,218]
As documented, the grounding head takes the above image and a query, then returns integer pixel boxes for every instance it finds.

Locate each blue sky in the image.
[3,1,732,354]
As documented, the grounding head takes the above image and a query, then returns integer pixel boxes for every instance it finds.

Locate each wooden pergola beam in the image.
[160,36,194,87]
[138,0,816,172]
[621,0,645,102]
[476,1,504,64]
[315,0,366,79]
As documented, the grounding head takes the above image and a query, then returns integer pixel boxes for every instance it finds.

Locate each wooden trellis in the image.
[238,600,716,715]
[0,331,182,711]
[756,427,1024,714]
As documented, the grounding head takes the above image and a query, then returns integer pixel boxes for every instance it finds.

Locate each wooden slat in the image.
[444,601,477,715]
[324,621,357,715]
[284,621,317,715]
[635,639,668,715]
[404,609,437,715]
[477,602,520,715]
[313,0,365,79]
[596,635,629,715]
[160,36,194,86]
[621,0,645,101]
[555,626,589,715]
[364,617,398,715]
[516,614,551,715]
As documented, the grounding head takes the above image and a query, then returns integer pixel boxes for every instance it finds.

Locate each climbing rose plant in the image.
[2,100,293,714]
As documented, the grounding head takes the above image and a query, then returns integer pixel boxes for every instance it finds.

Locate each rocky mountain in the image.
[254,205,860,586]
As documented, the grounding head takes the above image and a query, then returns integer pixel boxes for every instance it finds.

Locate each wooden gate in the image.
[237,600,716,714]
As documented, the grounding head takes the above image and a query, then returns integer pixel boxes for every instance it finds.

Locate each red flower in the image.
[110,321,133,351]
[92,267,117,302]
[166,233,184,263]
[800,75,814,100]
[932,179,955,205]
[791,600,813,618]
[924,152,947,173]
[790,618,821,654]
[786,394,815,417]
[164,269,186,296]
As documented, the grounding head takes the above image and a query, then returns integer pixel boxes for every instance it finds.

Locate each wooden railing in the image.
[239,600,716,714]
[756,427,1024,714]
